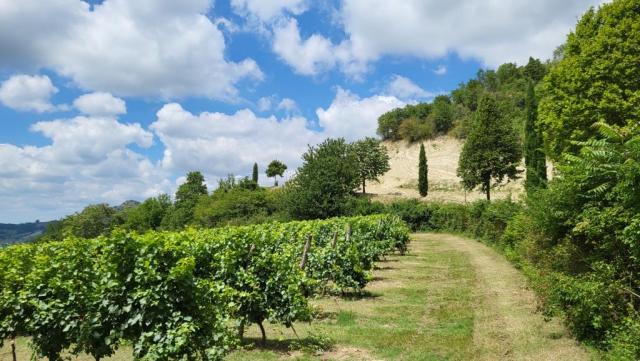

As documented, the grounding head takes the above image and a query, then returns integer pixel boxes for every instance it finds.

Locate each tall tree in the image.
[457,96,522,201]
[283,138,359,219]
[164,171,208,229]
[252,162,259,184]
[539,0,640,160]
[266,160,287,186]
[418,143,428,197]
[351,137,390,194]
[524,81,547,193]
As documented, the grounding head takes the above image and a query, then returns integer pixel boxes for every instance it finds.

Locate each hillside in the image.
[0,221,50,246]
[368,137,525,203]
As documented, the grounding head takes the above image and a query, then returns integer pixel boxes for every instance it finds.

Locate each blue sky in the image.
[0,0,605,222]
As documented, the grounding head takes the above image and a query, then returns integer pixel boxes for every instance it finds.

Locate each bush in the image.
[398,117,437,142]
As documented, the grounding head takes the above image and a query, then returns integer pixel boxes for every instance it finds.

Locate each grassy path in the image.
[1,233,590,361]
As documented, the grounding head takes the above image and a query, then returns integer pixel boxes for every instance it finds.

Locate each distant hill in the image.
[0,221,51,246]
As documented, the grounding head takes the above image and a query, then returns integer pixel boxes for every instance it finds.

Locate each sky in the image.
[0,0,606,223]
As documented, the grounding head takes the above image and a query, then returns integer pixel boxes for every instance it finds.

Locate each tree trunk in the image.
[258,321,267,344]
[11,337,16,361]
[485,178,491,202]
[238,319,245,340]
[362,179,366,194]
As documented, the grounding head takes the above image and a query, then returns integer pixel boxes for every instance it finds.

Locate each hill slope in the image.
[368,137,524,202]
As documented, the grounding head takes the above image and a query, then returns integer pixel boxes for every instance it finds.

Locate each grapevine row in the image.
[0,214,410,361]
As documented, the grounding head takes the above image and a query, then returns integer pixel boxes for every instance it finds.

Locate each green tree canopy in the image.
[123,194,171,232]
[539,0,640,160]
[457,96,522,201]
[284,138,359,219]
[351,137,390,194]
[68,204,118,239]
[266,160,287,186]
[164,171,208,229]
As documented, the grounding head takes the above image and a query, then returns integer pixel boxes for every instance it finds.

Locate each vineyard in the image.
[0,214,410,361]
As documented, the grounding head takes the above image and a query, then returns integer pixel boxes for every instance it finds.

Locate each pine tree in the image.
[418,143,428,197]
[524,81,547,194]
[252,162,259,184]
[457,96,522,201]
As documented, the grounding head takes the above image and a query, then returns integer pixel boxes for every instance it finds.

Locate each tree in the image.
[252,163,259,184]
[124,194,171,232]
[266,160,287,186]
[165,171,208,229]
[457,96,522,201]
[539,0,640,160]
[68,204,118,239]
[523,82,547,194]
[283,138,359,219]
[418,143,428,197]
[431,95,454,133]
[351,137,390,194]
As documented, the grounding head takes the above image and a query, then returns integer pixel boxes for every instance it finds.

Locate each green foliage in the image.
[193,188,277,228]
[377,103,432,141]
[457,95,522,200]
[252,162,259,184]
[523,81,547,193]
[539,0,640,159]
[68,203,120,239]
[284,138,359,219]
[431,95,454,133]
[266,160,287,186]
[351,137,390,194]
[123,194,171,232]
[0,214,410,360]
[398,116,437,142]
[175,171,208,209]
[418,143,428,197]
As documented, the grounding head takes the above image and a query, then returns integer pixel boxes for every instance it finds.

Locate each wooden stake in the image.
[299,234,312,269]
[345,224,352,243]
[331,230,338,248]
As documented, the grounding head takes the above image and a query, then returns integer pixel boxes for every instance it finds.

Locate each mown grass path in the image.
[1,233,590,361]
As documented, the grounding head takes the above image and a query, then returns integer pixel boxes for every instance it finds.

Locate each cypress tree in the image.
[418,143,428,197]
[524,81,547,193]
[252,162,259,184]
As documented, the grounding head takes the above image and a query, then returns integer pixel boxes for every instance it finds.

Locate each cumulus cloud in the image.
[316,88,405,141]
[272,18,338,75]
[0,74,59,112]
[257,96,273,112]
[266,0,605,76]
[385,75,432,100]
[73,92,126,116]
[231,0,308,22]
[150,103,322,179]
[277,98,298,113]
[0,113,169,222]
[0,0,262,99]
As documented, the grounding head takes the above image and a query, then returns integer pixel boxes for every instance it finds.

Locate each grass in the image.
[1,236,477,361]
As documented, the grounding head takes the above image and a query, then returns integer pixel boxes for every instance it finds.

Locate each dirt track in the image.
[414,233,590,361]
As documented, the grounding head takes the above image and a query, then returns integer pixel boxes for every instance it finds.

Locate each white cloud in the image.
[434,65,447,75]
[0,0,262,99]
[257,96,273,112]
[385,75,432,100]
[0,74,59,112]
[272,18,338,75]
[316,88,405,141]
[0,114,169,222]
[340,0,605,68]
[150,103,322,179]
[73,92,126,116]
[231,0,308,22]
[277,98,298,113]
[267,0,606,76]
